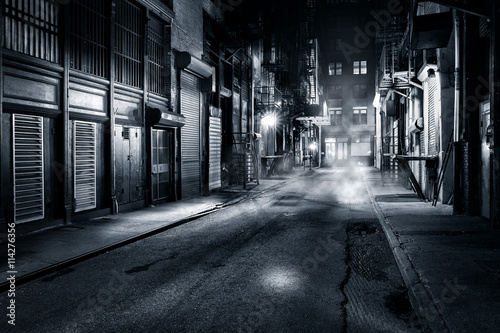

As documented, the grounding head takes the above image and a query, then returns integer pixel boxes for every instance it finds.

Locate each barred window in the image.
[148,17,165,95]
[115,0,144,88]
[3,0,60,63]
[69,0,109,78]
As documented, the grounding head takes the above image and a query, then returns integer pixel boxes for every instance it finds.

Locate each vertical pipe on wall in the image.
[63,1,72,224]
[490,0,500,228]
[0,0,4,223]
[110,1,118,214]
[453,9,461,143]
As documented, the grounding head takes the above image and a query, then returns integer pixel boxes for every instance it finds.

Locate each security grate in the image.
[13,114,45,223]
[74,121,97,212]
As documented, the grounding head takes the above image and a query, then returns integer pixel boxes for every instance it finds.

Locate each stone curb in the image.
[363,176,450,333]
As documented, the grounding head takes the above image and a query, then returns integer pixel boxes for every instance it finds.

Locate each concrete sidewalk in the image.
[363,168,500,333]
[0,173,296,291]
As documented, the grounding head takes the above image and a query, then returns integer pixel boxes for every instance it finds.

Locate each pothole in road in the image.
[384,287,413,319]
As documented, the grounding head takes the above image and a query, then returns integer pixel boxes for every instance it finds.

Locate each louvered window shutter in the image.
[13,114,45,223]
[74,121,97,212]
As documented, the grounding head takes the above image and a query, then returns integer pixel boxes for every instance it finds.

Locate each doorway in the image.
[151,128,174,201]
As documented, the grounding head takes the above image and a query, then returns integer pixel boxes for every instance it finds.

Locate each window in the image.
[74,121,97,212]
[115,0,144,88]
[351,135,371,156]
[148,17,166,95]
[13,114,44,223]
[329,38,343,52]
[3,0,60,63]
[353,61,367,75]
[353,107,368,125]
[329,108,342,126]
[329,62,342,75]
[70,0,108,78]
[353,84,367,99]
[328,85,342,99]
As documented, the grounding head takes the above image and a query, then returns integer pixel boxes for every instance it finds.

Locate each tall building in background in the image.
[317,0,377,166]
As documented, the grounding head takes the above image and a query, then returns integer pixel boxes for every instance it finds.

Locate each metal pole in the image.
[490,0,500,228]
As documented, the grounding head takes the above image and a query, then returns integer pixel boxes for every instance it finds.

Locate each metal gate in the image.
[180,71,201,199]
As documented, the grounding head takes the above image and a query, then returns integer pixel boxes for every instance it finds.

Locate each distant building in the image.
[317,0,378,167]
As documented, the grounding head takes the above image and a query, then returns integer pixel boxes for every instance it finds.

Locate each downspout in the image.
[453,9,461,143]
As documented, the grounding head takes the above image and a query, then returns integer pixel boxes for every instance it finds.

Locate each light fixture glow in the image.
[261,114,276,127]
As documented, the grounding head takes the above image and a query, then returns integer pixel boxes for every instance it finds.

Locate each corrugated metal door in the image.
[180,71,201,199]
[209,115,221,191]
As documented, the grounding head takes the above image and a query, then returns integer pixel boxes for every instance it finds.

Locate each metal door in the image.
[208,116,222,191]
[480,101,491,219]
[180,71,201,199]
[151,128,174,201]
[116,125,143,204]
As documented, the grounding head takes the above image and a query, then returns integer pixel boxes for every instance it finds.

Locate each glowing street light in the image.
[261,114,276,127]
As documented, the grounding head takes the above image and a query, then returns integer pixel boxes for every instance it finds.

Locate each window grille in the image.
[3,0,60,63]
[114,0,143,88]
[13,114,45,223]
[148,17,165,95]
[69,0,108,78]
[74,121,97,212]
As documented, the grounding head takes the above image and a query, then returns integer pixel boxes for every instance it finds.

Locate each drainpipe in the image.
[453,9,461,143]
[453,9,465,214]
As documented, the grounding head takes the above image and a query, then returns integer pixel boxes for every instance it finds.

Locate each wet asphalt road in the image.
[6,167,418,332]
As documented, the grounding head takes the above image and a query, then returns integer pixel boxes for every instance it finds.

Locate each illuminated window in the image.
[353,61,367,75]
[329,62,342,75]
[353,107,367,125]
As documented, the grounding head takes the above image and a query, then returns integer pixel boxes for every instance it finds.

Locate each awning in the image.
[411,12,453,50]
[147,106,185,128]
